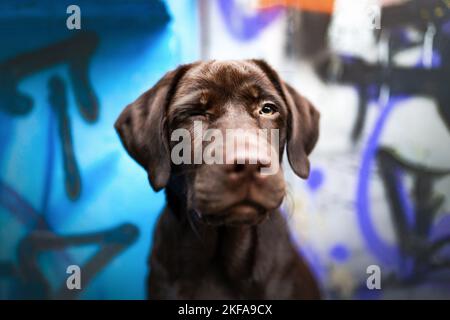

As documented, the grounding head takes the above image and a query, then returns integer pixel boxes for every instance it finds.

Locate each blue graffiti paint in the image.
[40,107,56,215]
[0,112,14,171]
[0,0,196,299]
[0,180,40,226]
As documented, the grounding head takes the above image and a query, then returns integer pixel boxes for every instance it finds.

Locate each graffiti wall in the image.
[0,0,198,299]
[199,0,450,299]
[0,0,449,299]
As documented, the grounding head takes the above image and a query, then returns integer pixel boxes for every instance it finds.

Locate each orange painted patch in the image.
[258,0,335,14]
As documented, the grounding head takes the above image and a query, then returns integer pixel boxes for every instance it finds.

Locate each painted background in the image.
[0,0,449,299]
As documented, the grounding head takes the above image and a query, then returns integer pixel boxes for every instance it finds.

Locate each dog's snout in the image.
[225,155,272,179]
[220,132,277,180]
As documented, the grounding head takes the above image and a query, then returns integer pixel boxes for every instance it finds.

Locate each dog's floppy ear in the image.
[252,59,320,179]
[283,83,320,178]
[114,64,192,191]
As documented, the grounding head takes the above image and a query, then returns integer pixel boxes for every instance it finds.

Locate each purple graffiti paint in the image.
[355,285,383,300]
[307,168,324,191]
[356,97,406,266]
[357,96,450,276]
[217,0,283,41]
[330,244,350,263]
[430,214,450,258]
[430,214,450,242]
[443,21,450,34]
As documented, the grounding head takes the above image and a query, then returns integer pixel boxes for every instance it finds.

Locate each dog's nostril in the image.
[227,162,268,176]
[233,164,247,173]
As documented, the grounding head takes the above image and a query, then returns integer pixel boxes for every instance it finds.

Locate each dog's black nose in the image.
[224,158,273,182]
[221,130,279,180]
[226,161,267,175]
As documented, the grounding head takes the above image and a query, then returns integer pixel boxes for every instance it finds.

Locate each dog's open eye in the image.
[259,102,277,117]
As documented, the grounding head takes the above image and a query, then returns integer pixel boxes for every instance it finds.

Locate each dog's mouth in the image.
[196,200,267,226]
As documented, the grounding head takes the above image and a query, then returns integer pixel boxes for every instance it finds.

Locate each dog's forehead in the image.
[175,60,275,97]
[191,60,260,77]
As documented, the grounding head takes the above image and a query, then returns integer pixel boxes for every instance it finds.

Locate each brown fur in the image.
[115,60,321,299]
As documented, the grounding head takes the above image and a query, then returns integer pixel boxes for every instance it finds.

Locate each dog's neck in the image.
[164,179,268,284]
[160,179,305,298]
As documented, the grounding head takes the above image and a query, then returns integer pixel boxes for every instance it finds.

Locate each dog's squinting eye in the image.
[259,102,277,117]
[188,109,209,118]
[189,111,206,117]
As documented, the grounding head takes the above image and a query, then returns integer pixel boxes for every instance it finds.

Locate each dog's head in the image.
[115,60,319,226]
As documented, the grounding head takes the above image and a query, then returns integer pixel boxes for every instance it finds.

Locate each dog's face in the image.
[115,60,319,226]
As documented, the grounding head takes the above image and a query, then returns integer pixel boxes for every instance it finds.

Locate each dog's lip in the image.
[196,199,267,226]
[198,199,266,216]
[229,200,265,213]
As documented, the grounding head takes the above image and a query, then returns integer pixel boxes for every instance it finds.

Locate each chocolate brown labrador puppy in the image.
[115,60,321,299]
